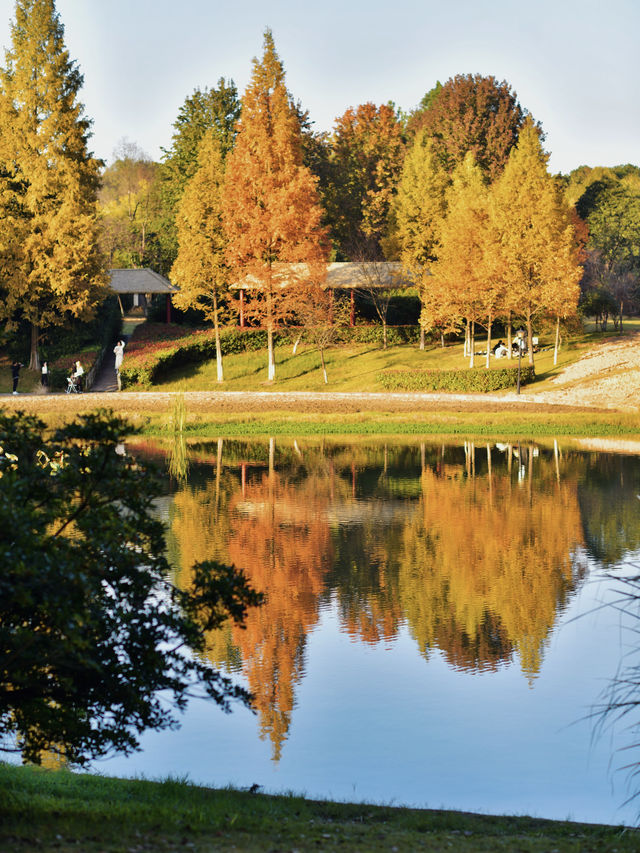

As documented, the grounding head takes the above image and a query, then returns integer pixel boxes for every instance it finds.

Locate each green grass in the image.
[160,414,640,439]
[0,362,41,395]
[1,763,637,852]
[146,335,584,394]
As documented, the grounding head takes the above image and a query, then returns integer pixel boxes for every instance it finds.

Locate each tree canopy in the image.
[490,118,582,365]
[98,139,162,269]
[325,102,405,259]
[0,0,107,368]
[171,130,228,380]
[155,78,241,274]
[222,29,328,381]
[408,73,528,180]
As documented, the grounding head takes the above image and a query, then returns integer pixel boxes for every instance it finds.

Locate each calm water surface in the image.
[95,438,640,825]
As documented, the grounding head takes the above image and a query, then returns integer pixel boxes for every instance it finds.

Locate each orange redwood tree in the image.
[222,30,328,381]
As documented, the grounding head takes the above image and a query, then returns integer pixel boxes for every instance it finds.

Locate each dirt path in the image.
[0,388,604,418]
[532,332,640,411]
[2,333,638,415]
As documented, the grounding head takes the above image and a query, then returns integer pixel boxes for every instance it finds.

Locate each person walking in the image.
[11,360,23,394]
[113,340,125,391]
[41,361,49,390]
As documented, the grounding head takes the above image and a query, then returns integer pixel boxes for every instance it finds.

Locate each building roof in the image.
[326,261,413,288]
[231,261,416,291]
[109,268,177,294]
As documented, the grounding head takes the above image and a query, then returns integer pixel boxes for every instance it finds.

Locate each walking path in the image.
[91,348,118,392]
[90,316,144,393]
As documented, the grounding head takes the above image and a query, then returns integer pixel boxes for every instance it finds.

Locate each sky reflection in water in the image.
[95,439,640,825]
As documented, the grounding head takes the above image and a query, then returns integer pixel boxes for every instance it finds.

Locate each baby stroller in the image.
[66,375,82,394]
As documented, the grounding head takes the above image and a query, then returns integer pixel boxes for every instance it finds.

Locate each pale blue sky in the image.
[1,0,638,174]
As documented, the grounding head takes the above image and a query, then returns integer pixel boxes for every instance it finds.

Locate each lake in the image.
[95,437,640,826]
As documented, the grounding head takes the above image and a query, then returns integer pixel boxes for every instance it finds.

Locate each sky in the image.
[0,0,638,175]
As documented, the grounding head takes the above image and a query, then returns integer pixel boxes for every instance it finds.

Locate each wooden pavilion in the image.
[231,261,415,327]
[109,268,177,322]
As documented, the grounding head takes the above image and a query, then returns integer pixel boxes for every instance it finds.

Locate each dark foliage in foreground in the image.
[0,410,262,766]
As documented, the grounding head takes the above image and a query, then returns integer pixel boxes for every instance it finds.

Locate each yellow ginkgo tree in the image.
[429,154,497,367]
[490,118,582,367]
[171,130,228,382]
[0,0,106,369]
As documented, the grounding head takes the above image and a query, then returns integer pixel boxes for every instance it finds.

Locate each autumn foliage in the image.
[222,30,328,381]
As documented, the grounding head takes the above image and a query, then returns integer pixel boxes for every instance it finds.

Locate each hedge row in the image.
[378,366,536,392]
[119,324,423,387]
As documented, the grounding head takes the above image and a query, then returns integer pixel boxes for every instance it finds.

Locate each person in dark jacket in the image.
[11,360,23,394]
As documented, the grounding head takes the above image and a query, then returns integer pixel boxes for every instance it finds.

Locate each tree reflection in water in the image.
[163,439,635,761]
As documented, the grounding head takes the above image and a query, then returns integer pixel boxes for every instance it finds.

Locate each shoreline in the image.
[2,762,637,852]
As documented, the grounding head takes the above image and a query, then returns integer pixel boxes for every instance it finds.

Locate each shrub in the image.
[49,348,101,390]
[378,366,536,392]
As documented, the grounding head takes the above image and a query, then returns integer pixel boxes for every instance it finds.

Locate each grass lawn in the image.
[0,354,41,396]
[146,334,583,394]
[1,763,637,852]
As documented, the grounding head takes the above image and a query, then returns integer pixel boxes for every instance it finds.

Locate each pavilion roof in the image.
[231,261,415,291]
[109,268,177,294]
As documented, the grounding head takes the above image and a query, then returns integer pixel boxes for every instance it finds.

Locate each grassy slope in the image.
[1,763,637,852]
[145,335,581,393]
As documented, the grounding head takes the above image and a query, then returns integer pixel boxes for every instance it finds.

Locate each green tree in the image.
[98,139,162,268]
[0,0,107,369]
[0,411,262,766]
[222,29,328,381]
[171,131,228,381]
[389,131,449,347]
[155,79,241,274]
[390,131,449,267]
[575,174,640,329]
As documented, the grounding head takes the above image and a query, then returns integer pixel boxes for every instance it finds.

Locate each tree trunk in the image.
[469,320,475,368]
[29,323,40,371]
[620,300,624,334]
[320,348,328,384]
[214,291,223,382]
[420,325,425,351]
[239,289,245,328]
[382,320,387,350]
[526,311,535,369]
[553,316,560,366]
[267,287,275,381]
[440,331,445,348]
[267,324,275,381]
[506,314,512,360]
[485,313,492,369]
[292,332,303,355]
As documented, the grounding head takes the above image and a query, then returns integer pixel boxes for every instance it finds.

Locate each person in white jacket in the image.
[113,340,125,390]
